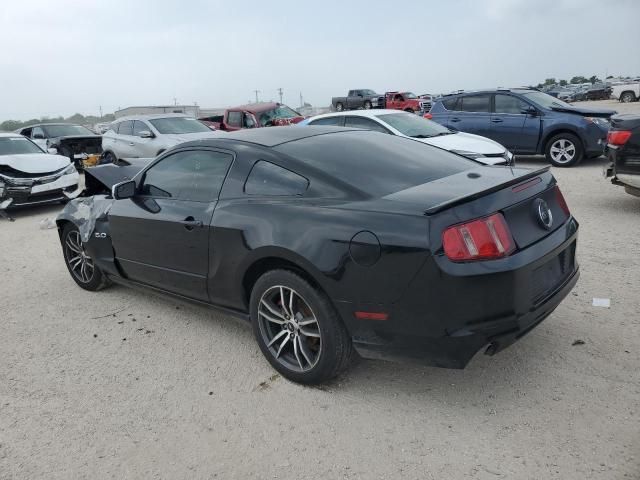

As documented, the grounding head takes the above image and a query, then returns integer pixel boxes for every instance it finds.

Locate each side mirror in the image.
[521,106,538,116]
[139,130,154,138]
[33,133,45,140]
[47,147,58,154]
[112,180,136,200]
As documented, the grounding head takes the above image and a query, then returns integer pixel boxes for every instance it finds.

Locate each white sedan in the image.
[0,133,80,212]
[300,109,513,165]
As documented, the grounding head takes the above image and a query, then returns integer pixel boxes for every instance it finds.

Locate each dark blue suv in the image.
[429,89,616,167]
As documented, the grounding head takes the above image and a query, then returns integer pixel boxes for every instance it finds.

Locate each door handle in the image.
[181,216,203,231]
[450,117,461,122]
[491,118,504,123]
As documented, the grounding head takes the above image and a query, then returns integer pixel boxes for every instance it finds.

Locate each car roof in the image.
[190,126,361,148]
[115,113,191,121]
[306,109,407,121]
[441,88,537,98]
[226,102,286,113]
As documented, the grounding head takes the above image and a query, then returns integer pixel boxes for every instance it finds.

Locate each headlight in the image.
[451,150,485,159]
[585,117,609,127]
[62,163,77,175]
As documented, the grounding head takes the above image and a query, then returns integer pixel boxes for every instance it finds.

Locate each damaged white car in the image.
[0,133,81,215]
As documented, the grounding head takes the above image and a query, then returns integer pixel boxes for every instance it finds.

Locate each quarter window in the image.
[140,149,233,202]
[494,94,528,114]
[227,111,242,128]
[458,95,491,113]
[344,117,390,134]
[244,160,309,196]
[309,116,344,126]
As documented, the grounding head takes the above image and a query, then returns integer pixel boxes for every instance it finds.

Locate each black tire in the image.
[103,151,117,165]
[404,108,415,114]
[545,132,583,167]
[335,102,344,112]
[620,92,636,103]
[250,269,352,384]
[363,100,372,110]
[61,224,110,291]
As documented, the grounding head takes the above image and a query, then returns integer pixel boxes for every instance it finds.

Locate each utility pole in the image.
[277,88,283,104]
[99,106,103,119]
[173,97,177,106]
[253,90,260,103]
[299,92,303,108]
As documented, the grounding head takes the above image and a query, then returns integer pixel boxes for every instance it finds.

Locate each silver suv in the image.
[102,114,221,162]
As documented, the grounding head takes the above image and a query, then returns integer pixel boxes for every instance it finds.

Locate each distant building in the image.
[114,105,201,119]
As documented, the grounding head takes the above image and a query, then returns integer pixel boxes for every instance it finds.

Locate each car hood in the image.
[417,132,506,155]
[550,105,617,117]
[0,153,70,174]
[163,131,223,144]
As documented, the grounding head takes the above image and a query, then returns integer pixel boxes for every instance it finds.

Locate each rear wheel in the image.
[545,133,583,167]
[620,92,636,103]
[404,108,414,114]
[62,224,110,291]
[103,151,117,164]
[335,102,344,112]
[250,270,352,384]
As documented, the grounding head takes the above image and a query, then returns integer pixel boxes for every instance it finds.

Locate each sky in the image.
[1,0,639,120]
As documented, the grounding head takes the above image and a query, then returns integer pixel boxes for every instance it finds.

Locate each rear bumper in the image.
[345,218,580,368]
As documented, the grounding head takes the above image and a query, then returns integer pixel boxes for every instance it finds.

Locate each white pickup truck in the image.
[611,83,640,103]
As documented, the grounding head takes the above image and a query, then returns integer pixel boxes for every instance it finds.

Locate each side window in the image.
[245,160,309,196]
[344,117,390,134]
[441,97,459,111]
[227,111,242,127]
[309,116,344,126]
[243,113,257,129]
[458,95,491,113]
[118,121,134,135]
[494,94,528,114]
[32,126,45,139]
[140,150,233,202]
[108,122,119,133]
[20,128,32,137]
[133,121,150,136]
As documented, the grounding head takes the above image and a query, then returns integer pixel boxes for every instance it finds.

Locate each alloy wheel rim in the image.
[550,139,576,164]
[258,285,321,372]
[65,231,94,283]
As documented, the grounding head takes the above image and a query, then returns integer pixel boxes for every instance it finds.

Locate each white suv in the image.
[102,114,222,162]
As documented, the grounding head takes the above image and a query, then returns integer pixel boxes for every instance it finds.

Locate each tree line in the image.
[535,75,614,89]
[0,113,115,132]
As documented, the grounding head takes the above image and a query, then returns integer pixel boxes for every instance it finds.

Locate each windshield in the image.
[258,106,301,127]
[149,117,211,134]
[0,137,44,155]
[521,91,572,109]
[377,112,451,138]
[403,92,417,99]
[43,124,94,137]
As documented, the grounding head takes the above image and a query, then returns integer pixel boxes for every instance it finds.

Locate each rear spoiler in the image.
[424,166,550,215]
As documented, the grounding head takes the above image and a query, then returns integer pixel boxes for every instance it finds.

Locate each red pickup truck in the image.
[383,92,430,114]
[200,102,304,131]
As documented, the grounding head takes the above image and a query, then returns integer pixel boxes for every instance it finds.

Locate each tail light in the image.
[555,186,570,215]
[442,213,515,262]
[607,130,632,146]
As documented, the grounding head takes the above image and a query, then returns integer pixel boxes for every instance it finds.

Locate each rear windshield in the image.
[149,117,211,134]
[275,130,476,197]
[0,137,44,155]
[43,124,94,137]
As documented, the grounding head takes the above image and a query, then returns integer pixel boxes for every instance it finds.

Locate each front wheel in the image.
[103,151,117,165]
[62,224,110,291]
[620,92,636,103]
[335,102,344,112]
[250,270,352,384]
[363,100,372,110]
[545,133,583,167]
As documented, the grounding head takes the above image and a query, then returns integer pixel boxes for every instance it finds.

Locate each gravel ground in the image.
[1,99,639,479]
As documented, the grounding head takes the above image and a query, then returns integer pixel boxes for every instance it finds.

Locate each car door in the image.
[108,148,234,301]
[491,94,540,153]
[114,120,135,158]
[449,94,492,137]
[130,120,156,157]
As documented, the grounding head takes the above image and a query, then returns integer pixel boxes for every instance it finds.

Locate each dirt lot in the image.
[1,99,639,480]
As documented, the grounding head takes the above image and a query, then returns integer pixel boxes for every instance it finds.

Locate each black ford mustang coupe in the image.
[56,127,579,384]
